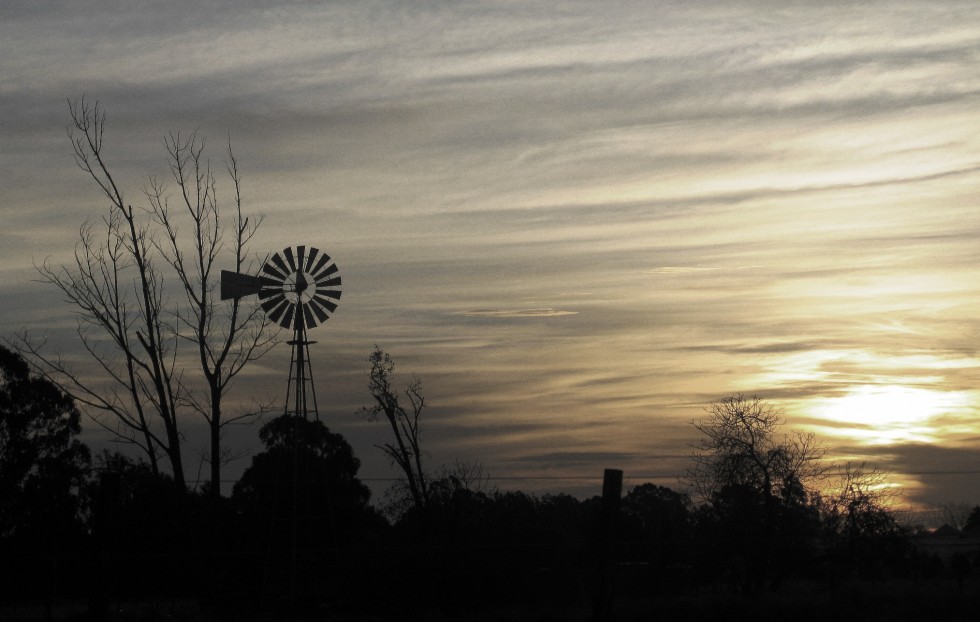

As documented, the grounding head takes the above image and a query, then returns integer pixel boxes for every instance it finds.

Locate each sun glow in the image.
[808,385,969,445]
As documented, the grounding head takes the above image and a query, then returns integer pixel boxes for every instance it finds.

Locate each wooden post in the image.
[594,468,623,622]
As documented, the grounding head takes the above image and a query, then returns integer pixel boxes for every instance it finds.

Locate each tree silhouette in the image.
[689,394,824,592]
[932,500,974,532]
[0,345,90,540]
[17,98,275,496]
[359,346,430,516]
[621,483,693,568]
[86,451,186,611]
[688,394,826,504]
[232,415,383,604]
[0,344,90,606]
[821,462,908,577]
[235,415,375,515]
[964,505,980,534]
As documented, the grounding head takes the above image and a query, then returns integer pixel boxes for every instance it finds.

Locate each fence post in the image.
[594,468,623,621]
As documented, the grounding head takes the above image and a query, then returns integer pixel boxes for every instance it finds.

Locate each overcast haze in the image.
[3,1,980,507]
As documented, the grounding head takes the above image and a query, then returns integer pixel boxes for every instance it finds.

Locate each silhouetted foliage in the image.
[964,505,980,534]
[689,394,824,593]
[685,395,915,594]
[0,344,91,605]
[620,483,693,568]
[950,551,973,588]
[820,462,909,578]
[86,451,187,609]
[0,345,91,540]
[371,480,601,617]
[231,415,384,606]
[689,394,826,504]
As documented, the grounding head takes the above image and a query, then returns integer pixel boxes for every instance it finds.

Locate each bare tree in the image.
[15,99,275,497]
[822,462,901,535]
[147,130,276,497]
[820,462,906,572]
[434,461,497,497]
[688,394,827,593]
[931,501,973,531]
[359,346,429,512]
[688,394,826,504]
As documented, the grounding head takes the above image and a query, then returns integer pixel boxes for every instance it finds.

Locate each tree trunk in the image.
[210,391,222,498]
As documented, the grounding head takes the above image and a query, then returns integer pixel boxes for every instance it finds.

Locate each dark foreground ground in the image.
[3,576,979,622]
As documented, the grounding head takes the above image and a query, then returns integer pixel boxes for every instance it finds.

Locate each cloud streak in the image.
[456,309,578,318]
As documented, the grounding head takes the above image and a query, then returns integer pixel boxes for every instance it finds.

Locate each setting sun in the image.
[809,385,969,445]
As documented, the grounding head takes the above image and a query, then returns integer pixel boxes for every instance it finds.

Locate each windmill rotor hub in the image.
[294,272,309,295]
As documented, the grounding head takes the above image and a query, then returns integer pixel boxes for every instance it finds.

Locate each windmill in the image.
[221,245,342,420]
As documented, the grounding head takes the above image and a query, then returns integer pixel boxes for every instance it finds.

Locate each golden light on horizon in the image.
[807,384,971,445]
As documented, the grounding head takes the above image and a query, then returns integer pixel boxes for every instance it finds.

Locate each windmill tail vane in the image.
[220,245,341,420]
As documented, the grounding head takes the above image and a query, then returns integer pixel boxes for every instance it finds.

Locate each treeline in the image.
[4,344,979,620]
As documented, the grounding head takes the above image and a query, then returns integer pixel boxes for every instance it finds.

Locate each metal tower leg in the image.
[285,324,319,420]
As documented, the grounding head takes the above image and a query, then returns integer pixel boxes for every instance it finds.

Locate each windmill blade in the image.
[268,253,291,279]
[267,299,291,325]
[297,246,306,274]
[306,247,320,272]
[281,302,297,329]
[313,262,339,281]
[307,297,331,323]
[262,253,289,282]
[312,294,339,314]
[261,293,286,313]
[302,304,317,329]
[258,288,282,301]
[262,263,287,281]
[310,253,332,277]
[315,289,342,301]
[283,247,297,272]
[315,275,342,289]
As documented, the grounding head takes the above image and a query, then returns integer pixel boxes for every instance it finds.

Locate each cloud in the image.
[835,442,980,506]
[506,451,641,469]
[455,308,578,319]
[645,266,765,275]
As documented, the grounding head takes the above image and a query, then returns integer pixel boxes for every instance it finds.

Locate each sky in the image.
[2,1,980,511]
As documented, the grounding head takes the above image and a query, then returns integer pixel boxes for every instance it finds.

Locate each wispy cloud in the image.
[646,266,764,275]
[456,308,578,318]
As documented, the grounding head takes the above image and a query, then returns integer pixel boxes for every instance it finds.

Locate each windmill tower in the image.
[221,245,342,420]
